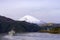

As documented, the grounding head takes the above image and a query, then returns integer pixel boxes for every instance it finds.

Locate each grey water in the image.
[0,32,60,40]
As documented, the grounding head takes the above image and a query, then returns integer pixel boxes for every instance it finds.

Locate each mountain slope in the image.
[0,15,14,22]
[18,15,41,24]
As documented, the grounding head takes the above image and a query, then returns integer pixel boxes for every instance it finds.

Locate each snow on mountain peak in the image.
[18,15,40,24]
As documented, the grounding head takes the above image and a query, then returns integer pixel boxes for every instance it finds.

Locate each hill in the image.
[0,15,41,33]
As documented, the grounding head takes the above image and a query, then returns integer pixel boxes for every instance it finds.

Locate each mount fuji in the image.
[18,15,44,24]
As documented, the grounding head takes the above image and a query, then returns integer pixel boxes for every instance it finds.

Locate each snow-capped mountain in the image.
[18,15,44,24]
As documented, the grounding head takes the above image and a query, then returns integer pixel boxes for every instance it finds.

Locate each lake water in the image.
[0,32,60,40]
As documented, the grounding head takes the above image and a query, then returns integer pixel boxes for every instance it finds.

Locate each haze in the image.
[0,0,60,23]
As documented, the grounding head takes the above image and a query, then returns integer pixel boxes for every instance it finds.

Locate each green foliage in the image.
[49,27,60,33]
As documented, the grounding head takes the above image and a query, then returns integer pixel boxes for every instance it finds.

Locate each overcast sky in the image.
[0,0,60,23]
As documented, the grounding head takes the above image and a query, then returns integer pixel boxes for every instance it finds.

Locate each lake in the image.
[0,32,60,40]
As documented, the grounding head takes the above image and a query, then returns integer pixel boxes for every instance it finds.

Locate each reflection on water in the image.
[0,32,60,40]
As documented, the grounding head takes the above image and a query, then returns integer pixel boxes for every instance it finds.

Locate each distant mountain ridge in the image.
[0,15,60,34]
[18,15,44,24]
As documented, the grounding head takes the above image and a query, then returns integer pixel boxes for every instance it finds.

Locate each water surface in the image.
[0,32,60,40]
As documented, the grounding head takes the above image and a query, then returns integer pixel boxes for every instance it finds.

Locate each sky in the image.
[0,0,60,23]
